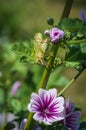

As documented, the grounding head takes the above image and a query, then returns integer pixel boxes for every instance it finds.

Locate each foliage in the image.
[0,1,86,130]
[58,18,86,39]
[11,18,86,71]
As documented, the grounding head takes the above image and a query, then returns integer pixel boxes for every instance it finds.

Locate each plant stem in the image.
[24,0,74,130]
[58,68,84,96]
[67,39,86,44]
[60,0,74,20]
[38,45,59,89]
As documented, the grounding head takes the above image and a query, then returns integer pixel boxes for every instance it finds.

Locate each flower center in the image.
[42,108,50,115]
[54,32,58,36]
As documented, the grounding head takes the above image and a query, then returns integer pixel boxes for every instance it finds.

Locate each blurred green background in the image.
[0,0,86,126]
[0,0,86,40]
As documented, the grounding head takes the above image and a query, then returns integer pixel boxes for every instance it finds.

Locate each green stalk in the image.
[67,39,86,44]
[60,0,74,20]
[24,0,74,130]
[38,44,59,89]
[58,68,84,96]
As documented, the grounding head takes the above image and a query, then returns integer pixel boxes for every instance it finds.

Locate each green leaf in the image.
[11,37,50,66]
[10,99,22,114]
[80,43,86,54]
[4,122,15,130]
[80,121,86,130]
[61,126,69,130]
[58,18,86,32]
[65,44,86,70]
[11,41,35,64]
[65,61,81,70]
[12,42,31,55]
[58,18,86,41]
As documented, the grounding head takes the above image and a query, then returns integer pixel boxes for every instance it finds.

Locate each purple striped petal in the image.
[28,93,43,112]
[62,97,81,130]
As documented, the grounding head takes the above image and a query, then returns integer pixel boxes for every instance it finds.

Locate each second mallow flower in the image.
[61,97,81,130]
[28,88,65,125]
[44,27,64,44]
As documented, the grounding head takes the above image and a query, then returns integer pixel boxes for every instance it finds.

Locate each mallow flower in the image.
[62,97,81,130]
[20,118,27,130]
[44,27,64,44]
[28,88,65,125]
[80,9,86,23]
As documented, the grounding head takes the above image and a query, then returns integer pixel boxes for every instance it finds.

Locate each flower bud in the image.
[44,30,50,36]
[47,18,54,26]
[20,118,27,130]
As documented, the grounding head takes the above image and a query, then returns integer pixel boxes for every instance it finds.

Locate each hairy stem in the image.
[24,0,74,130]
[58,68,84,96]
[38,45,59,89]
